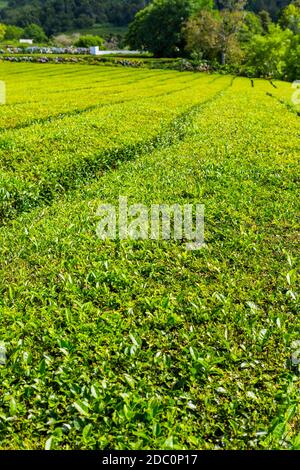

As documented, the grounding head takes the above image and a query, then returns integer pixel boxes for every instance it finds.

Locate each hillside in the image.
[0,0,151,34]
[0,0,292,34]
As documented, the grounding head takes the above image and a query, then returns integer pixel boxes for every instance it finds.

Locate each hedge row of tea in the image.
[0,64,233,222]
[0,63,299,450]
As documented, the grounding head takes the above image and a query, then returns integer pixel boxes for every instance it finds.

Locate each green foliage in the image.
[0,63,299,449]
[217,0,247,11]
[284,33,300,80]
[74,35,105,48]
[184,8,244,64]
[246,24,292,78]
[184,2,300,79]
[184,10,220,60]
[239,11,263,43]
[258,10,273,33]
[0,0,152,34]
[0,0,295,36]
[189,0,214,13]
[126,0,194,57]
[3,24,23,40]
[126,0,216,57]
[0,21,6,40]
[23,23,47,43]
[279,3,300,32]
[246,0,290,20]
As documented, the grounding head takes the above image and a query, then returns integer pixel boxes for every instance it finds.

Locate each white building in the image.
[90,47,140,56]
[20,39,33,45]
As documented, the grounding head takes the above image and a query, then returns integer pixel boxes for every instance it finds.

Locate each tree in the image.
[126,0,213,57]
[4,24,24,40]
[0,23,6,41]
[238,11,263,43]
[245,24,292,78]
[217,0,247,11]
[213,1,247,64]
[218,9,245,64]
[3,3,41,28]
[279,3,300,33]
[185,8,244,64]
[189,0,214,13]
[285,33,300,80]
[184,10,220,60]
[0,0,291,35]
[0,1,153,35]
[23,23,47,42]
[246,1,290,20]
[74,35,105,48]
[258,10,272,33]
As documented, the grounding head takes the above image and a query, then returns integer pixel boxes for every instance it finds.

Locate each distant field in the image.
[65,22,128,38]
[0,63,299,450]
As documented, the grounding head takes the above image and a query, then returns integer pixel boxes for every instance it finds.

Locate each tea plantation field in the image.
[0,63,299,450]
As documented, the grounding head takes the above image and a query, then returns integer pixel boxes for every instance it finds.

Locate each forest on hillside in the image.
[0,0,291,34]
[0,1,151,33]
